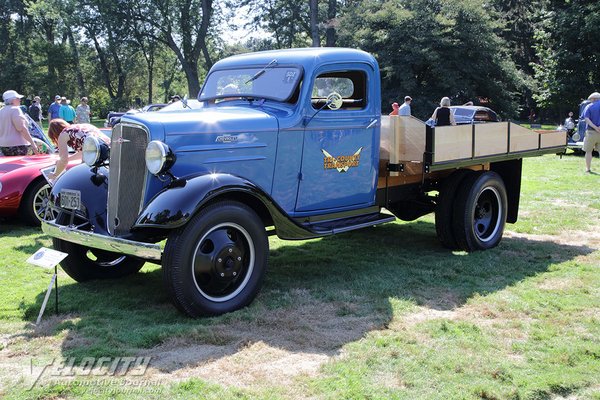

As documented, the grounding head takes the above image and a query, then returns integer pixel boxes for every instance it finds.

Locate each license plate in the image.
[60,189,81,210]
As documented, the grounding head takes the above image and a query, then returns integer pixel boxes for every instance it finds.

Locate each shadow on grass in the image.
[22,220,595,373]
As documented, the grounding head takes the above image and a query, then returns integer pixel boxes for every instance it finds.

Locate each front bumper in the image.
[42,220,162,262]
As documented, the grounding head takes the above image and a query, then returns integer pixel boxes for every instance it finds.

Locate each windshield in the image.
[199,66,302,103]
[452,108,476,118]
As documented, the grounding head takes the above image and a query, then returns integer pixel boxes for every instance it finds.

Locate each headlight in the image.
[82,136,109,167]
[145,140,175,175]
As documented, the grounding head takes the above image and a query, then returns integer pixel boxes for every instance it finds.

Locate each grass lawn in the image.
[0,152,599,399]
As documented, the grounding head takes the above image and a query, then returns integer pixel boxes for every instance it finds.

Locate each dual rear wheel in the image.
[435,170,507,251]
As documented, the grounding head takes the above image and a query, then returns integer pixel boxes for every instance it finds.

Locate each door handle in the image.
[366,119,378,129]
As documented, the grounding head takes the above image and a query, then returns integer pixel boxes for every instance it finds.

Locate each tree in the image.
[127,0,222,97]
[532,0,600,116]
[336,0,525,119]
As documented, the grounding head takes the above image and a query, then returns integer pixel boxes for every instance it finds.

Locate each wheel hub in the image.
[215,246,243,278]
[192,223,254,300]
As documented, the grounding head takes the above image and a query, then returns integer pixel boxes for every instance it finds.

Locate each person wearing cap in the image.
[582,91,600,173]
[75,97,91,124]
[0,90,39,156]
[170,95,181,103]
[389,102,399,115]
[28,96,43,129]
[48,95,62,121]
[398,96,412,116]
[59,97,76,124]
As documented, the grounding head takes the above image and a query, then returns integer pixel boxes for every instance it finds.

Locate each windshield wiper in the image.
[245,59,277,84]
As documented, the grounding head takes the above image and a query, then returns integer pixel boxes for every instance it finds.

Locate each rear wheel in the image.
[435,169,474,249]
[20,179,57,226]
[451,172,507,251]
[52,238,145,282]
[162,201,268,317]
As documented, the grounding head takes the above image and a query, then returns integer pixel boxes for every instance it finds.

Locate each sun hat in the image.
[2,90,24,102]
[588,92,600,100]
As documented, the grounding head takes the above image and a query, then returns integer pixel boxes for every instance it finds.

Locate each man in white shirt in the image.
[398,96,412,116]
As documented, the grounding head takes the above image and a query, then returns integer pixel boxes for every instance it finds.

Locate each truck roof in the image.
[211,47,379,71]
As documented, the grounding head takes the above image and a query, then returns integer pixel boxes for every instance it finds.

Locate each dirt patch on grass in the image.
[505,230,600,250]
[141,289,382,388]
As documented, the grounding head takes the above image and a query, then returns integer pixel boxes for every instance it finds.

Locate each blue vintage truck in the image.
[42,48,566,317]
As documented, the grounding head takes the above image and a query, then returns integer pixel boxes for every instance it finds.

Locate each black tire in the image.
[162,201,268,317]
[452,171,507,251]
[52,238,145,282]
[20,179,57,226]
[435,169,474,249]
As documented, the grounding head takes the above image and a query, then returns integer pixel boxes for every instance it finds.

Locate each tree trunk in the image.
[309,0,319,47]
[325,0,337,47]
[89,31,115,99]
[66,27,86,96]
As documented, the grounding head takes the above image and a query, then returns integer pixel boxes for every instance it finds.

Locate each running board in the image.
[303,212,396,235]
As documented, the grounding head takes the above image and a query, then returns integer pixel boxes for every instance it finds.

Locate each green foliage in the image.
[336,0,525,119]
[532,1,600,111]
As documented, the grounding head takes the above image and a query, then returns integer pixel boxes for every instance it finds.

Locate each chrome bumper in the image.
[41,220,162,262]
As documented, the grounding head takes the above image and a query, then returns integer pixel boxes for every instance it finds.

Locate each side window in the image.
[311,70,367,110]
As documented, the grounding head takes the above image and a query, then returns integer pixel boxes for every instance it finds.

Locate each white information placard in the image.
[27,247,68,269]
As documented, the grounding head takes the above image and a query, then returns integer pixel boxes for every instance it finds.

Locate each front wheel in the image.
[20,179,57,226]
[162,201,269,317]
[452,172,507,251]
[52,238,145,282]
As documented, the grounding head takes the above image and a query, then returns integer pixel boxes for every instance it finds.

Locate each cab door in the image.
[295,64,380,213]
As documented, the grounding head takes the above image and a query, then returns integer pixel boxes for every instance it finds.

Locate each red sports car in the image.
[0,154,81,226]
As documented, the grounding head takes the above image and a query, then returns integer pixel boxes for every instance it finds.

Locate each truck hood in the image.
[122,106,279,136]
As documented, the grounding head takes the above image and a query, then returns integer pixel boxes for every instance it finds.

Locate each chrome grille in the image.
[107,124,149,236]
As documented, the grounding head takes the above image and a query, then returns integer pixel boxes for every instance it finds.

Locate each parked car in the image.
[0,127,109,226]
[567,100,591,152]
[142,103,167,112]
[157,99,202,112]
[105,103,168,127]
[450,106,500,124]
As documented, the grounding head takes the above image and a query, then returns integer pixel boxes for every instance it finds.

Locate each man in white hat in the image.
[0,90,39,156]
[583,91,600,173]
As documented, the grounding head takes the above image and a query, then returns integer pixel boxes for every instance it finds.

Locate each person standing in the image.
[582,92,600,173]
[0,90,39,156]
[28,96,43,129]
[59,97,76,123]
[564,111,576,138]
[389,102,399,115]
[398,96,412,116]
[430,97,456,126]
[47,95,62,121]
[75,97,91,123]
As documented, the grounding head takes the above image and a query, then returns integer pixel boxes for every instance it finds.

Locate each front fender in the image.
[134,173,265,229]
[50,164,110,234]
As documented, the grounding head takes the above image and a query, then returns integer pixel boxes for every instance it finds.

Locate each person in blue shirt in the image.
[47,95,62,121]
[398,96,412,116]
[59,97,76,123]
[583,92,600,173]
